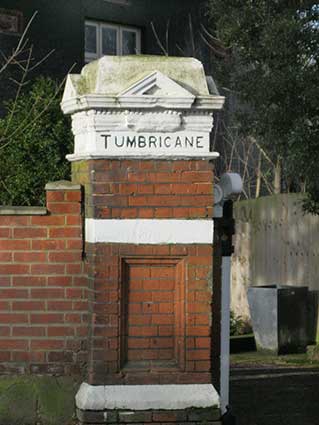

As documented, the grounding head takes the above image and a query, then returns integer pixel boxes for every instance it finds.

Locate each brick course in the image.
[77,407,221,424]
[72,160,214,220]
[0,185,88,375]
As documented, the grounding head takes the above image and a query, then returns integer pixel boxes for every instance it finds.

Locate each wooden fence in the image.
[232,194,319,341]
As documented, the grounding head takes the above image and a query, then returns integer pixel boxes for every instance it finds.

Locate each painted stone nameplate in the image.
[72,131,215,159]
[102,132,207,152]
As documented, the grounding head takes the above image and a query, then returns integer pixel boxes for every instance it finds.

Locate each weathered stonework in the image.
[77,407,222,424]
[62,56,223,162]
[75,384,221,425]
[61,55,225,424]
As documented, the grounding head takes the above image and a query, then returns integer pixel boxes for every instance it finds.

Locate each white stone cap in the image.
[76,383,220,411]
[61,56,225,114]
[0,206,47,216]
[45,180,81,191]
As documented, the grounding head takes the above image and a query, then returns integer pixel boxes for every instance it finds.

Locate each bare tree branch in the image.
[150,22,168,56]
[0,9,62,151]
[29,49,55,72]
[200,24,231,52]
[0,11,38,75]
[199,32,229,59]
[165,19,170,55]
[188,14,196,57]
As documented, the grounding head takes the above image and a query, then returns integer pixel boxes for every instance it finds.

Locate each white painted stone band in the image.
[76,383,220,411]
[67,152,219,162]
[85,219,214,244]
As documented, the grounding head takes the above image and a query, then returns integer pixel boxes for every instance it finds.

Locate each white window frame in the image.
[85,21,99,62]
[120,27,141,55]
[100,22,120,57]
[85,20,141,63]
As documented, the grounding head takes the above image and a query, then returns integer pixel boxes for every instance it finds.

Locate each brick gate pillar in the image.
[62,56,225,425]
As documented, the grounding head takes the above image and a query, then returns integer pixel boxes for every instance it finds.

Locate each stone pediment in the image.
[120,70,195,98]
[61,56,225,114]
[118,71,195,109]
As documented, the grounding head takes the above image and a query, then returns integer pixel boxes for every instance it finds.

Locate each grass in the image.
[230,351,319,368]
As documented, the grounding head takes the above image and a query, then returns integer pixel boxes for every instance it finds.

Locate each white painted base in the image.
[85,219,214,245]
[76,383,220,411]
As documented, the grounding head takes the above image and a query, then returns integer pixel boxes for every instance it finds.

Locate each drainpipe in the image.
[213,173,242,415]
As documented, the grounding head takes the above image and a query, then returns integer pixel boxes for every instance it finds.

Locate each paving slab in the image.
[230,368,319,425]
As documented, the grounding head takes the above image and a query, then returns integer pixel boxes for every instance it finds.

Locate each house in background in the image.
[0,0,210,110]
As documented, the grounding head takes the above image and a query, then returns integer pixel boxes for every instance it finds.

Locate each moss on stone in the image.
[188,407,221,421]
[71,160,89,176]
[0,376,79,425]
[71,161,90,185]
[36,377,78,425]
[71,55,209,97]
[0,377,37,425]
[80,60,99,95]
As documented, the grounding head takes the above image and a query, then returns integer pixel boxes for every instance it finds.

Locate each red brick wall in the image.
[72,159,214,219]
[0,159,217,385]
[86,243,213,386]
[0,184,88,375]
[124,258,183,367]
[75,159,215,386]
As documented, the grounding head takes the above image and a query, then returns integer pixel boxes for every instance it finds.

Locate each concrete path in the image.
[230,368,319,425]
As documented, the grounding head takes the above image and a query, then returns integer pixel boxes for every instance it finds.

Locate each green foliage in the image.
[0,77,73,206]
[207,1,319,212]
[230,311,245,336]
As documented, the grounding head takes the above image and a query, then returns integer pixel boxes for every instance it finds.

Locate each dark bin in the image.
[247,285,308,354]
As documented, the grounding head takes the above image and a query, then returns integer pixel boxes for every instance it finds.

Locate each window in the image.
[85,21,141,62]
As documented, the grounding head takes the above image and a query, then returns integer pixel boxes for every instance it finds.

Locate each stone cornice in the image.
[71,110,215,135]
[61,94,225,115]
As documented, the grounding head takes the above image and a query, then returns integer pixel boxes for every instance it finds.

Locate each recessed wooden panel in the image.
[121,257,185,370]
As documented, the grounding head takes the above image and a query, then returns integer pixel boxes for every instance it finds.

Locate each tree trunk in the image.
[255,151,262,198]
[274,157,281,194]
